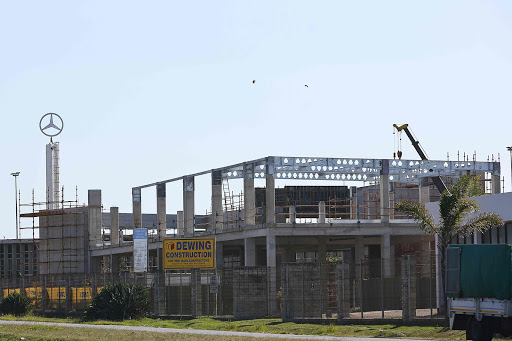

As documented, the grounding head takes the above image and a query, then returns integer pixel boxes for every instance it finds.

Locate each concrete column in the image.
[318,201,326,224]
[244,164,256,226]
[350,186,357,219]
[266,233,276,267]
[244,238,256,266]
[190,269,202,317]
[288,205,296,224]
[132,188,142,229]
[183,176,195,235]
[379,159,390,223]
[491,174,501,194]
[265,157,276,224]
[419,178,430,204]
[211,170,223,232]
[336,262,351,321]
[156,183,167,240]
[110,207,120,245]
[381,233,391,277]
[401,255,416,321]
[177,211,184,237]
[88,190,102,249]
[216,241,223,269]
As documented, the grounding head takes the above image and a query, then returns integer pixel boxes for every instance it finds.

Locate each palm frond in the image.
[395,200,437,235]
[455,213,503,236]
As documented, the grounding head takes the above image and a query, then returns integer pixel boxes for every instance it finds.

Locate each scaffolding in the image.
[19,186,84,275]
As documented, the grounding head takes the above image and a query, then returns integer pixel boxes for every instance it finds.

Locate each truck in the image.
[446,244,512,341]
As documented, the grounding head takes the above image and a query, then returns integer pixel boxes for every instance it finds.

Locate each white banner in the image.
[133,228,148,273]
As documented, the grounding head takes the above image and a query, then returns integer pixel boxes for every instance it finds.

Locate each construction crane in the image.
[393,124,448,193]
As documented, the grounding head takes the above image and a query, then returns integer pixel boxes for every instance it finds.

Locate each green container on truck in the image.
[447,244,512,341]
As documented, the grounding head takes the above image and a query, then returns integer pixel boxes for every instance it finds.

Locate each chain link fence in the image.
[0,256,441,321]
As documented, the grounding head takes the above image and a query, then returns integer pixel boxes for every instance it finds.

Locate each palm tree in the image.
[395,175,503,310]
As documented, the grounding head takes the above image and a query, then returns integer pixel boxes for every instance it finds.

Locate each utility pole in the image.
[10,172,20,239]
[507,147,512,193]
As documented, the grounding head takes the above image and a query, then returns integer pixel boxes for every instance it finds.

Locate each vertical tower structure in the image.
[46,141,60,209]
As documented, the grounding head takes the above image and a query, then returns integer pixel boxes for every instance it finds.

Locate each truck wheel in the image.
[471,320,493,341]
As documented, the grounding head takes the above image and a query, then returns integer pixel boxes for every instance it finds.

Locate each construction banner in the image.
[163,237,215,270]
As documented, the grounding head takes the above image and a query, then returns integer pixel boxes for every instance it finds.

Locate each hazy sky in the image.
[1,1,512,238]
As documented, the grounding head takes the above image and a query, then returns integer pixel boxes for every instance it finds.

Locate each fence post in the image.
[336,261,350,321]
[401,255,416,321]
[281,265,289,321]
[360,262,363,319]
[42,274,47,313]
[191,269,202,317]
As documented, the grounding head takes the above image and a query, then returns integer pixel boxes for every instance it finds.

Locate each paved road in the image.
[0,320,439,341]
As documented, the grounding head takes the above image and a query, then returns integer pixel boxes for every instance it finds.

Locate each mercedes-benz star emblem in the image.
[39,113,64,138]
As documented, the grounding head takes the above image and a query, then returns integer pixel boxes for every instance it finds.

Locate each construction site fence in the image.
[0,256,441,321]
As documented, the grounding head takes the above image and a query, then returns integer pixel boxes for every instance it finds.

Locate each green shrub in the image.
[0,292,32,316]
[83,282,150,321]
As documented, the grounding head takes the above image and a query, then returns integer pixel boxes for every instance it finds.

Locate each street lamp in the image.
[10,172,20,239]
[507,147,512,193]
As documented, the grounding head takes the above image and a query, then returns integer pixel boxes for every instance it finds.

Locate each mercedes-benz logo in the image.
[39,113,64,138]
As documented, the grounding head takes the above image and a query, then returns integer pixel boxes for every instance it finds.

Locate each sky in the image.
[1,1,512,238]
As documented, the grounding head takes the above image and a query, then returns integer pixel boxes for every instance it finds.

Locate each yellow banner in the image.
[2,288,20,297]
[47,287,66,300]
[25,287,44,300]
[163,237,215,270]
[71,287,92,302]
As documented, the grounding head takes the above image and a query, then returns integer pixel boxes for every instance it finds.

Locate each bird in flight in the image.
[252,80,256,84]
[305,84,308,88]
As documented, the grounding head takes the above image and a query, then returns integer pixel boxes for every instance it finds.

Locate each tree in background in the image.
[395,175,503,309]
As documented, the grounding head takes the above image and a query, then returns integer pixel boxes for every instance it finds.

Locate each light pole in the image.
[10,172,20,239]
[507,147,512,193]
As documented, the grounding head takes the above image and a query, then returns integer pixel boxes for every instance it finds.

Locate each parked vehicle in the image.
[447,244,512,341]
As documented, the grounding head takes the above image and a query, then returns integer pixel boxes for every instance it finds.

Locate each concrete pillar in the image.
[401,255,416,321]
[288,205,296,224]
[244,238,256,266]
[177,211,184,237]
[132,188,142,229]
[336,262,351,321]
[88,190,102,249]
[350,186,357,219]
[216,242,224,269]
[156,183,167,240]
[183,176,195,235]
[110,207,120,245]
[491,174,501,194]
[419,178,430,204]
[266,233,276,267]
[380,180,390,223]
[191,269,202,317]
[244,164,256,226]
[211,170,223,232]
[318,201,326,224]
[265,157,275,224]
[266,231,278,314]
[381,233,391,277]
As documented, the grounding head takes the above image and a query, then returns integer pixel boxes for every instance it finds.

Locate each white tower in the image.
[46,142,60,209]
[40,113,64,210]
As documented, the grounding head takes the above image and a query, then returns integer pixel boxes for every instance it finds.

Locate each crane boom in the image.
[393,124,448,193]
